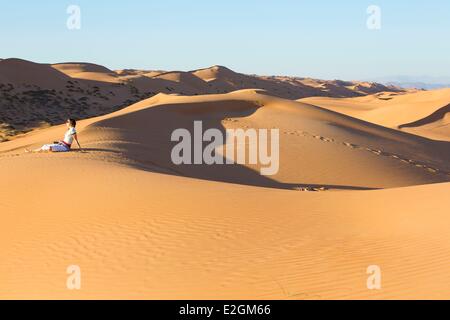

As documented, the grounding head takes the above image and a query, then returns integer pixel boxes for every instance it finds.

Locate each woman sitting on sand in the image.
[27,119,82,153]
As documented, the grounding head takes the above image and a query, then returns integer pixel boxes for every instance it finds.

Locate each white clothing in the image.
[41,143,70,152]
[64,127,77,145]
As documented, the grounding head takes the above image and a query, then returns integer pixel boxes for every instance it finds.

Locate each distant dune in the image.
[1,59,449,299]
[0,58,70,88]
[0,89,449,299]
[52,63,119,83]
[301,89,450,141]
[0,58,405,142]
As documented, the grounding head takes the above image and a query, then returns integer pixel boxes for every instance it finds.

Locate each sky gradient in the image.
[1,0,449,80]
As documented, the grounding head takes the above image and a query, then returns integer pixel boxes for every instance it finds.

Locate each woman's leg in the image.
[50,144,70,152]
[27,144,63,153]
[41,144,54,152]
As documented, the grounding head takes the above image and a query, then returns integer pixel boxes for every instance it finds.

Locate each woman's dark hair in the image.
[68,119,77,127]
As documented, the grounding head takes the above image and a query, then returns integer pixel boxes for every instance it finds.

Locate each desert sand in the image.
[301,89,450,141]
[0,58,404,142]
[1,88,449,299]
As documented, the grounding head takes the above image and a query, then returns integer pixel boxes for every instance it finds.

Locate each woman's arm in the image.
[74,134,82,150]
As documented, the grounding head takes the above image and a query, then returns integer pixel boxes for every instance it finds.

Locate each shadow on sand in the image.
[78,100,380,191]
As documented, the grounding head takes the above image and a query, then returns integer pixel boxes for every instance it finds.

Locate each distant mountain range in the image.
[368,76,450,90]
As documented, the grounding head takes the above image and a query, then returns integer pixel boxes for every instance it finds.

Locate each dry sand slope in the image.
[0,90,449,299]
[301,89,450,142]
[0,58,405,142]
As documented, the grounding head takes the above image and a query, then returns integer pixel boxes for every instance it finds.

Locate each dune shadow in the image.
[399,104,450,129]
[83,100,382,191]
[71,147,123,154]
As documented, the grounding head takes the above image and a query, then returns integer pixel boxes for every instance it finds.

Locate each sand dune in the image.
[1,90,449,299]
[1,58,407,142]
[301,89,450,141]
[154,71,209,91]
[52,62,116,76]
[0,58,70,88]
[0,59,156,141]
[3,90,448,189]
[52,63,120,83]
[191,66,404,99]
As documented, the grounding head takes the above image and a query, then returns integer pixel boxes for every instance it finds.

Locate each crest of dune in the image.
[1,88,449,299]
[301,88,450,141]
[0,58,70,88]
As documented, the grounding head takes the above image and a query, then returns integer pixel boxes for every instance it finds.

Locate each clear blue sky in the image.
[0,0,449,80]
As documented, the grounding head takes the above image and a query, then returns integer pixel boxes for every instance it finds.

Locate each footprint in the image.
[365,148,382,155]
[294,186,329,192]
[314,135,333,142]
[293,135,447,179]
[0,153,20,159]
[379,151,394,157]
[223,118,238,123]
[343,142,358,149]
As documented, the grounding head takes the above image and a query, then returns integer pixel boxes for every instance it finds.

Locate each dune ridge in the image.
[301,89,450,141]
[2,90,449,189]
[1,57,449,300]
[0,89,449,299]
[0,58,406,142]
